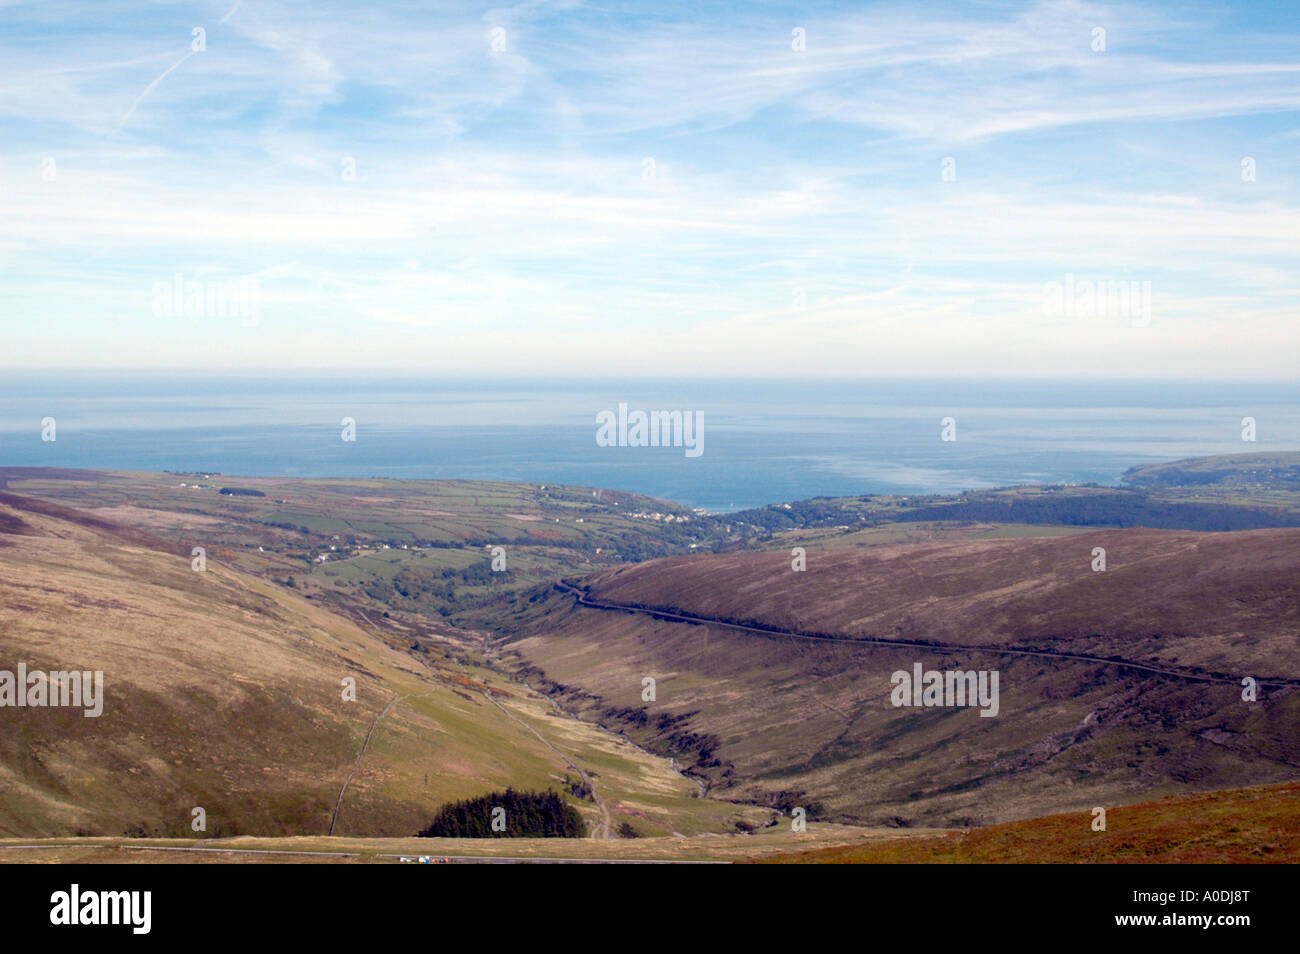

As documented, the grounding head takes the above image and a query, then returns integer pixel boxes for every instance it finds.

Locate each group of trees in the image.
[417,788,587,838]
[360,562,518,610]
[727,499,862,533]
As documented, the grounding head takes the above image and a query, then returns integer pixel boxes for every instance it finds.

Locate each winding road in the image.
[555,582,1300,689]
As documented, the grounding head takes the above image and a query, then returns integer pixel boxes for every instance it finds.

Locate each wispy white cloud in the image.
[0,0,1297,377]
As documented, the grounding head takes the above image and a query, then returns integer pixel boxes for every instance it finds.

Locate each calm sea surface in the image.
[0,375,1296,512]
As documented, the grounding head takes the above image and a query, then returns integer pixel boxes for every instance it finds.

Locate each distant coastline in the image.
[2,376,1297,512]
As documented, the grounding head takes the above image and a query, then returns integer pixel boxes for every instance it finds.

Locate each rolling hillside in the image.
[0,491,726,838]
[755,780,1300,863]
[496,528,1300,826]
[5,468,1298,852]
[1124,451,1300,491]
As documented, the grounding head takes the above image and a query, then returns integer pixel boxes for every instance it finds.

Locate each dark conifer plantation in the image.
[418,788,587,838]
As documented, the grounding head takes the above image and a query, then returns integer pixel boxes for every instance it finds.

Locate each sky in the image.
[1,0,1298,378]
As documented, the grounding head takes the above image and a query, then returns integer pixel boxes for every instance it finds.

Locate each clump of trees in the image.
[728,498,861,533]
[417,788,587,838]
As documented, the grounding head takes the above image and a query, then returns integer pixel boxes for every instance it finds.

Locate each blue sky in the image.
[1,0,1298,376]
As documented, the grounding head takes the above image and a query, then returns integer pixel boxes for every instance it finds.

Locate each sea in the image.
[0,374,1296,512]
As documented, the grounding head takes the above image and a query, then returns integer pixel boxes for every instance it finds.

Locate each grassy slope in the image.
[498,527,1300,826]
[0,492,740,839]
[0,822,921,863]
[1124,451,1300,489]
[5,466,1299,850]
[583,527,1300,675]
[754,781,1300,863]
[0,469,715,627]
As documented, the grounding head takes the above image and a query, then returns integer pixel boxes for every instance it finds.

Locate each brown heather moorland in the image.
[3,469,1298,861]
[497,528,1300,828]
